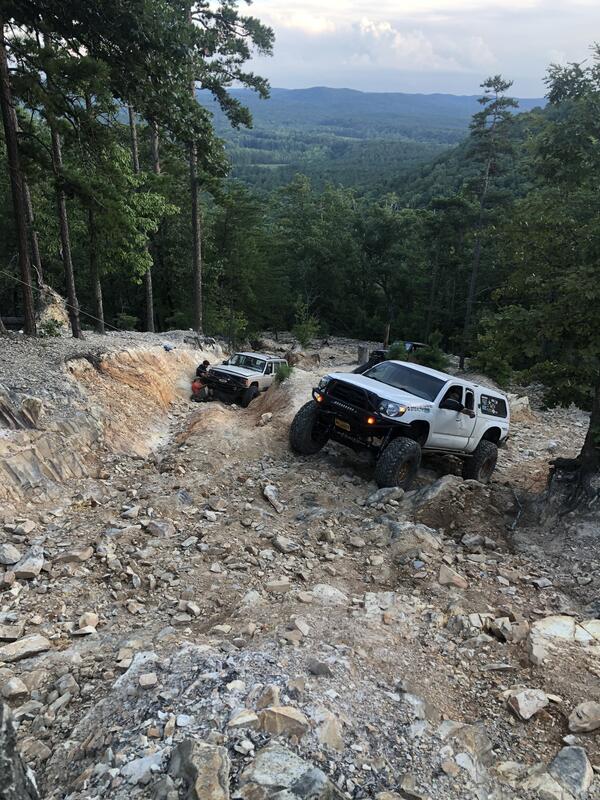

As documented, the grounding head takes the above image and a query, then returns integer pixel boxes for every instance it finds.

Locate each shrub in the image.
[388,335,449,371]
[275,363,294,384]
[115,313,139,331]
[413,345,449,371]
[292,301,319,348]
[38,318,64,338]
[387,340,407,360]
[164,310,191,330]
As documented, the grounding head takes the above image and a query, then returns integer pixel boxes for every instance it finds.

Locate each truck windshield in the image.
[364,362,445,401]
[228,354,266,373]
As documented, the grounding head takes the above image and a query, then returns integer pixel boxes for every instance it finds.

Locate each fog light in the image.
[367,416,376,425]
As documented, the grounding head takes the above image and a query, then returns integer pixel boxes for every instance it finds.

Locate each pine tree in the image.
[459,76,517,369]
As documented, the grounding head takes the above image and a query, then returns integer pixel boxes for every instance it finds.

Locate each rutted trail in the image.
[0,333,598,800]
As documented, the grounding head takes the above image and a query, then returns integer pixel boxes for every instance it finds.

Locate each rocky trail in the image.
[0,333,598,800]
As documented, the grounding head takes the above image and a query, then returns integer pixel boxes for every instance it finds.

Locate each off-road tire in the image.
[241,385,259,408]
[375,437,422,489]
[289,401,329,455]
[462,439,498,483]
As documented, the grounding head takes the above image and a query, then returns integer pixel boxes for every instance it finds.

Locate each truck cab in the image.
[289,360,510,489]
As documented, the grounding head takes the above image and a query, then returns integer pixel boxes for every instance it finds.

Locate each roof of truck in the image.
[235,352,284,360]
[387,360,506,397]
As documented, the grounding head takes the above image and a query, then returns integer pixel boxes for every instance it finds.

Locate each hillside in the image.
[199,87,546,190]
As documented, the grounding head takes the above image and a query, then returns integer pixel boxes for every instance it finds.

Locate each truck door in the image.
[429,384,477,450]
[262,362,273,389]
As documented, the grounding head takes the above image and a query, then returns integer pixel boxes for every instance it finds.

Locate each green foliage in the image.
[388,336,450,372]
[412,346,449,371]
[387,341,407,360]
[413,332,450,371]
[275,363,293,384]
[292,301,319,348]
[37,318,64,338]
[115,312,139,331]
[164,311,192,330]
[472,314,515,386]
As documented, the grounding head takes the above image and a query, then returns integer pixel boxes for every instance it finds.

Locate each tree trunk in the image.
[187,5,203,334]
[0,312,7,334]
[425,243,440,341]
[189,143,203,334]
[547,380,600,509]
[127,104,140,173]
[459,159,492,370]
[383,321,391,349]
[459,224,482,370]
[150,120,160,175]
[580,380,600,473]
[0,20,36,335]
[128,105,154,332]
[149,119,162,332]
[88,207,105,334]
[23,178,43,286]
[50,125,83,338]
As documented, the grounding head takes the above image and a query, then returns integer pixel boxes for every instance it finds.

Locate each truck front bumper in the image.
[312,388,411,452]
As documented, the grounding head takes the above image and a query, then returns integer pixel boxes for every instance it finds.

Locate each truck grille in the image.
[210,370,242,384]
[327,381,373,412]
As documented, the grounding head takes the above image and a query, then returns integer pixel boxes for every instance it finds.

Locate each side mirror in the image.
[222,360,229,365]
[440,398,462,412]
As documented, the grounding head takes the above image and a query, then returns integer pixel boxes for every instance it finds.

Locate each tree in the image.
[476,49,600,502]
[362,198,428,346]
[460,75,517,369]
[184,0,274,333]
[0,18,36,334]
[128,105,154,332]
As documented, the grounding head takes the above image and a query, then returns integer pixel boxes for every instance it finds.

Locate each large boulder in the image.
[234,743,343,799]
[169,740,230,800]
[36,284,69,332]
[0,702,39,799]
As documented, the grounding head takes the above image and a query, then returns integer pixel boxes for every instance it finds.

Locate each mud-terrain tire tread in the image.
[241,385,259,408]
[462,439,498,483]
[289,401,328,455]
[375,437,422,489]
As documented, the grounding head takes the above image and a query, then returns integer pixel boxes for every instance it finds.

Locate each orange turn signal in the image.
[315,393,324,403]
[367,416,376,425]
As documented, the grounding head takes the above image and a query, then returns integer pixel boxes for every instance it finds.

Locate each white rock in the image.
[311,584,349,605]
[263,484,284,513]
[0,634,51,663]
[78,612,99,629]
[507,689,549,720]
[1,677,29,700]
[0,544,22,565]
[568,701,600,733]
[13,546,44,580]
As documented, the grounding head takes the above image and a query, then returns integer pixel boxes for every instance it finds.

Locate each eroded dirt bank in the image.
[0,333,598,800]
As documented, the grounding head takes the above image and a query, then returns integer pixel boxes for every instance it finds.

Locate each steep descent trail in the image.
[0,334,598,800]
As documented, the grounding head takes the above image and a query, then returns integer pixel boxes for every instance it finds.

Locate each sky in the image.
[247,0,600,96]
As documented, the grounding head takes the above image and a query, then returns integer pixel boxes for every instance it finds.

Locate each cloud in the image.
[248,0,600,94]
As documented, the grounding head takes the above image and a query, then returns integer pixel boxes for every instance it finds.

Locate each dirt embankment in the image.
[0,335,219,509]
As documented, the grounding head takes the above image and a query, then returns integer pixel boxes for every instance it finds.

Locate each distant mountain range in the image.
[197,87,546,192]
[200,86,545,144]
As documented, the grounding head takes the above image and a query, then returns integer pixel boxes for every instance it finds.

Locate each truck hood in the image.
[327,372,434,410]
[210,365,259,380]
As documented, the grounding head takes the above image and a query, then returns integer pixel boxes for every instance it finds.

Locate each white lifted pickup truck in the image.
[289,360,510,488]
[203,352,288,408]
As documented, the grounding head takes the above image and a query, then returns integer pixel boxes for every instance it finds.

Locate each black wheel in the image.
[289,401,329,455]
[241,385,259,408]
[462,440,498,483]
[375,437,421,489]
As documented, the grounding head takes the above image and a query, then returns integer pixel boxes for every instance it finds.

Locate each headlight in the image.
[318,376,332,390]
[378,400,407,417]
